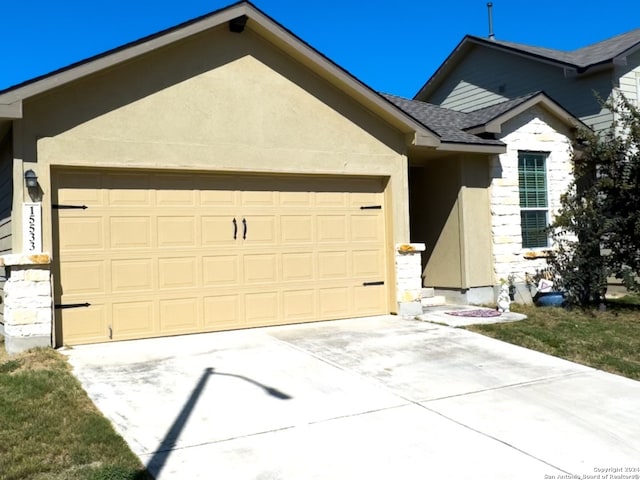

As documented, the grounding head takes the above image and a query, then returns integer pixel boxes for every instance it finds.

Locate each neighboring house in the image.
[384,91,581,302]
[412,29,640,294]
[415,29,640,132]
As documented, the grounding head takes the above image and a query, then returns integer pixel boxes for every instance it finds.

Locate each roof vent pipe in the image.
[487,2,495,41]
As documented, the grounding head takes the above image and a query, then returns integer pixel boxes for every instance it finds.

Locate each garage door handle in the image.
[233,218,238,240]
[242,218,247,240]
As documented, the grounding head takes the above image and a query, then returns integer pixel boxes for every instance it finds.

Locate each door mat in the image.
[446,309,501,318]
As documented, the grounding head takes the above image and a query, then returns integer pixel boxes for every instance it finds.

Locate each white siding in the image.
[489,106,573,284]
[423,45,615,130]
[617,49,640,107]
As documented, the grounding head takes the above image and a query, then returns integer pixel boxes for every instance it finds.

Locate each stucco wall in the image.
[411,155,493,291]
[490,106,573,284]
[14,25,410,257]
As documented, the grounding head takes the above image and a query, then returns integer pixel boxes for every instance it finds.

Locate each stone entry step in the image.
[421,295,446,307]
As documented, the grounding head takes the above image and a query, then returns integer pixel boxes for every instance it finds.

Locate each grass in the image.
[467,297,640,381]
[0,337,152,480]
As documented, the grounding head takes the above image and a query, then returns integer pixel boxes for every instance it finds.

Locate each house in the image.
[0,1,478,352]
[414,29,640,131]
[0,1,582,353]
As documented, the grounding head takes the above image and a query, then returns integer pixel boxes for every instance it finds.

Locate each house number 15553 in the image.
[22,203,42,253]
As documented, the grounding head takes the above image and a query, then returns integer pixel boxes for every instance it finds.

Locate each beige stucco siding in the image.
[15,25,410,256]
[411,156,493,290]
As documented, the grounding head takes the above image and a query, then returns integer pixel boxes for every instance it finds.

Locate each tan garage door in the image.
[53,169,389,345]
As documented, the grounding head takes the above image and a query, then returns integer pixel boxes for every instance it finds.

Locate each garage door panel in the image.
[203,255,240,286]
[283,290,316,321]
[350,191,382,207]
[159,297,199,332]
[201,216,237,246]
[112,301,155,338]
[354,285,386,314]
[110,217,152,249]
[317,215,348,243]
[318,251,349,279]
[159,257,198,289]
[55,170,389,345]
[204,295,242,329]
[280,215,313,244]
[105,174,151,206]
[352,250,385,278]
[351,214,384,242]
[59,260,106,295]
[157,217,197,247]
[199,185,237,206]
[282,253,314,281]
[60,304,107,344]
[245,292,279,324]
[279,191,313,206]
[243,254,278,284]
[240,189,277,207]
[319,287,350,318]
[241,216,276,245]
[58,217,104,251]
[155,175,197,205]
[56,171,103,206]
[111,259,154,292]
[316,191,348,207]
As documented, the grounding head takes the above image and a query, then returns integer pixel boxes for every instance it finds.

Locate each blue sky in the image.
[2,0,639,98]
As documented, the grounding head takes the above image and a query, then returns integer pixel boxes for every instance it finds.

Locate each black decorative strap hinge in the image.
[363,281,384,286]
[55,302,91,310]
[360,205,382,210]
[52,204,88,210]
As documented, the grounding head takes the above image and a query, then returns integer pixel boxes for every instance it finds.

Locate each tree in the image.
[548,95,640,306]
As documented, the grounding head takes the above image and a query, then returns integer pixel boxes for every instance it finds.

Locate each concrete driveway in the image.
[63,315,640,479]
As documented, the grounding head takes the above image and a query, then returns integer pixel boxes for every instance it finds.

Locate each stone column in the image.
[0,254,53,354]
[395,243,426,318]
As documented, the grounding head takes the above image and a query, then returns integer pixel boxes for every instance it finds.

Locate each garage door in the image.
[52,169,389,345]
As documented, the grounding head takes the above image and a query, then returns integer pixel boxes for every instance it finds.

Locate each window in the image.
[518,151,549,248]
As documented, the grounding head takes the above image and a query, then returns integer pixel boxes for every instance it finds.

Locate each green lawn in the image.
[467,300,640,381]
[0,338,152,480]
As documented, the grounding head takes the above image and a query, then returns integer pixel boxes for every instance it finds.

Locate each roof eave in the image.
[437,142,505,154]
[0,101,22,120]
[410,141,505,154]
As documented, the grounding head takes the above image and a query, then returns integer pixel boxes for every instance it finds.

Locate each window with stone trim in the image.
[518,151,549,248]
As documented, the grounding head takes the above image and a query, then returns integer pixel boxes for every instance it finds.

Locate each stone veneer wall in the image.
[490,106,574,286]
[0,254,52,354]
[395,243,425,317]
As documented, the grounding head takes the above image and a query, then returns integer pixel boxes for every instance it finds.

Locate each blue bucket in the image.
[534,291,565,307]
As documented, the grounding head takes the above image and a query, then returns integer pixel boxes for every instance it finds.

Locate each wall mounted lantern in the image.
[24,170,38,188]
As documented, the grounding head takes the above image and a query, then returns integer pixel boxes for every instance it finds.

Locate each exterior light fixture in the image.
[24,170,38,188]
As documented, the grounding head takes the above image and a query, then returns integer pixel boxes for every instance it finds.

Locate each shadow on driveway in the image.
[147,367,292,478]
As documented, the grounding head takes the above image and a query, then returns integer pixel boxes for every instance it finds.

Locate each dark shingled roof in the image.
[467,28,640,70]
[461,92,541,129]
[381,93,504,146]
[382,93,551,146]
